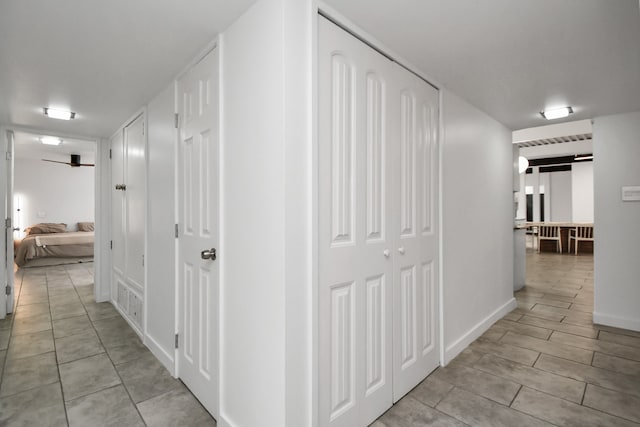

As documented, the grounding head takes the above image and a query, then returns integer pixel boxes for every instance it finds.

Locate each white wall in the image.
[572,162,594,222]
[145,84,176,371]
[220,0,287,424]
[549,171,572,222]
[14,157,94,235]
[593,110,640,331]
[441,89,516,363]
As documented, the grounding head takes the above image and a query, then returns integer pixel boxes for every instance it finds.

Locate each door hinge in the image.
[6,152,12,160]
[5,218,11,228]
[175,224,179,238]
[175,333,179,349]
[142,123,145,135]
[5,285,10,295]
[142,254,144,267]
[109,148,112,159]
[110,240,113,250]
[174,113,179,129]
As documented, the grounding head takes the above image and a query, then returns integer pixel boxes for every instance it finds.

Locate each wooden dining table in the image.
[525,222,594,254]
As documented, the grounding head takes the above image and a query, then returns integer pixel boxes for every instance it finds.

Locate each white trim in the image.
[443,298,517,365]
[173,39,219,83]
[218,32,229,427]
[315,1,443,91]
[173,78,181,382]
[438,88,445,367]
[311,3,320,427]
[95,137,111,302]
[145,331,176,375]
[593,311,640,332]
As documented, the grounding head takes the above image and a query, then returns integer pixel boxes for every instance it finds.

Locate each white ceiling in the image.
[0,0,257,137]
[323,0,640,130]
[0,0,638,137]
[13,131,96,162]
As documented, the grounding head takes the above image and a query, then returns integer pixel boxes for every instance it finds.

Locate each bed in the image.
[15,222,94,267]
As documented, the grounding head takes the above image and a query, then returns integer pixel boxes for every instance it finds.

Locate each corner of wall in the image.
[443,298,516,365]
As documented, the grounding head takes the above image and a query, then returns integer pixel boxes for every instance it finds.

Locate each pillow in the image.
[25,223,67,235]
[77,222,94,232]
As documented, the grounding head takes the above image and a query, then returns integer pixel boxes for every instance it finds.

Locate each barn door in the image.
[391,65,440,401]
[318,17,394,427]
[176,47,219,418]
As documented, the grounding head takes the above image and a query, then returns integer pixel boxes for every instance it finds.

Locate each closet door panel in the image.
[319,16,393,427]
[111,131,125,276]
[124,114,146,290]
[392,67,439,401]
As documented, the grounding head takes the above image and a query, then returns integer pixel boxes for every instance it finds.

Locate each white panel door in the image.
[319,17,394,427]
[177,47,219,419]
[124,115,146,290]
[111,131,125,278]
[391,65,439,400]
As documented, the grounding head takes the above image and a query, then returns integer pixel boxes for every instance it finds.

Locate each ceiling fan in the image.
[42,154,94,167]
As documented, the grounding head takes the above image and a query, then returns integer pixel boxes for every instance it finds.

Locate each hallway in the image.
[2,254,640,426]
[374,252,640,426]
[0,263,215,426]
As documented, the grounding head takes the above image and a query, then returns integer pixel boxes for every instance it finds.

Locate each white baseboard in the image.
[443,297,517,365]
[145,332,176,376]
[593,311,640,332]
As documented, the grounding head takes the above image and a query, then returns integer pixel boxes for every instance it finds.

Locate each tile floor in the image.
[2,253,639,426]
[373,251,640,426]
[0,263,216,427]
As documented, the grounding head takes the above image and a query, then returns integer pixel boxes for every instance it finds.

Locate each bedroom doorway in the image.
[5,129,98,313]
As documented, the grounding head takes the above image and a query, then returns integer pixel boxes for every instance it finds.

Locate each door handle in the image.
[398,247,405,255]
[201,248,217,261]
[383,249,390,258]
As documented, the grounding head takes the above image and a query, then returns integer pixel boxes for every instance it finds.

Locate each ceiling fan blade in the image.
[42,159,72,165]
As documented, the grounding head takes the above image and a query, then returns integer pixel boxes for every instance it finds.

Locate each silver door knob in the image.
[383,249,390,258]
[398,247,405,254]
[201,248,217,260]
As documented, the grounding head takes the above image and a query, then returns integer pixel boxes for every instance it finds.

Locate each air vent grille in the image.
[515,133,592,148]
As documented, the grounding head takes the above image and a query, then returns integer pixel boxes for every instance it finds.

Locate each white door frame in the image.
[0,127,101,308]
[3,129,14,317]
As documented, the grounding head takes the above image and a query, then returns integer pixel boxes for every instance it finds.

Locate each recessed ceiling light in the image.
[40,136,63,145]
[43,107,76,120]
[540,106,573,120]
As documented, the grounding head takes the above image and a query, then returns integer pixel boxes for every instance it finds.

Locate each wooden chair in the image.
[569,225,594,254]
[538,225,562,253]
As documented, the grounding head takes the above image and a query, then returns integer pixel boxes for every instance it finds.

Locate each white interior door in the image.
[177,47,219,418]
[319,17,394,427]
[124,115,146,290]
[4,130,15,315]
[391,66,440,400]
[111,131,125,280]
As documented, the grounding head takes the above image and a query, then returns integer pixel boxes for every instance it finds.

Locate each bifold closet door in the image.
[318,16,395,427]
[319,16,440,427]
[390,64,440,401]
